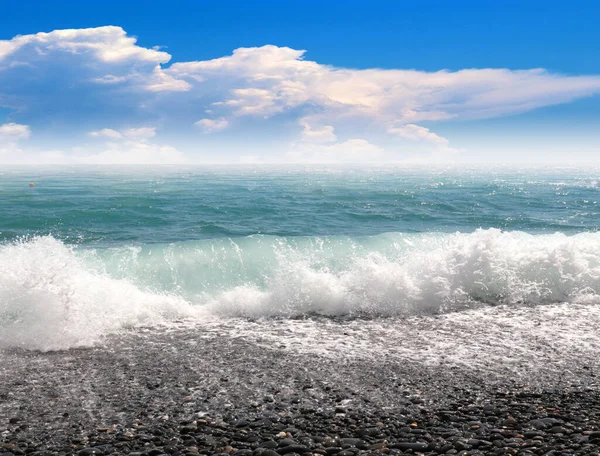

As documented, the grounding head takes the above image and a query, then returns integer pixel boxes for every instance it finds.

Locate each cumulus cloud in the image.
[299,118,337,143]
[0,122,30,141]
[145,66,191,92]
[288,138,384,163]
[0,26,184,123]
[0,122,31,159]
[194,117,229,133]
[1,27,600,163]
[164,44,600,160]
[0,26,169,63]
[168,45,600,123]
[387,123,459,154]
[84,125,185,164]
[89,127,156,140]
[122,127,156,139]
[388,123,448,145]
[77,141,186,165]
[89,128,123,139]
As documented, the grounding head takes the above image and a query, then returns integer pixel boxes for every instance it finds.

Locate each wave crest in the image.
[1,229,600,350]
[0,236,195,350]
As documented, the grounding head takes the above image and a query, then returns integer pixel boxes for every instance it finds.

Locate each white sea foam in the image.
[0,236,196,351]
[1,229,600,350]
[203,228,600,317]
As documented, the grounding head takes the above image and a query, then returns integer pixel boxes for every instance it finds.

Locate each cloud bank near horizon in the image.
[0,26,599,164]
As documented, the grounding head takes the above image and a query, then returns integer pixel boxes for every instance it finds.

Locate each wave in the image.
[1,229,600,350]
[0,237,195,351]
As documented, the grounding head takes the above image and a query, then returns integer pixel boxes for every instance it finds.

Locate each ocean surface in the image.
[1,165,600,352]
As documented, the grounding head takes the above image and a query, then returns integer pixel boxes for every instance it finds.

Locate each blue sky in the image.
[0,0,599,164]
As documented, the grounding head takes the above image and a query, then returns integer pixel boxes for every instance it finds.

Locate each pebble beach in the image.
[2,313,600,456]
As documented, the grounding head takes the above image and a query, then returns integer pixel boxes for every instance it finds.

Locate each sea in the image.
[1,165,600,367]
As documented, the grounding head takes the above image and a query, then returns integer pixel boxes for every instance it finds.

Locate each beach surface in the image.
[2,307,600,456]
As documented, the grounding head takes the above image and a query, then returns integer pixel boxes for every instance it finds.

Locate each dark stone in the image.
[339,439,360,447]
[277,439,296,448]
[528,418,562,430]
[78,449,105,456]
[336,451,355,456]
[278,446,309,455]
[260,451,281,456]
[354,441,369,450]
[180,425,197,435]
[324,449,343,455]
[390,442,428,451]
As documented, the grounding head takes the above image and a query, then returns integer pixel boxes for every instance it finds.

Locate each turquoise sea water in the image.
[2,165,600,350]
[1,166,599,244]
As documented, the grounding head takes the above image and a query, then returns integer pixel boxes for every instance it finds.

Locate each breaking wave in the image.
[1,229,600,350]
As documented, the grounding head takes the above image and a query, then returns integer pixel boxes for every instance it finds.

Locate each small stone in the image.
[340,439,360,447]
[279,446,309,455]
[336,451,354,456]
[180,425,197,434]
[390,442,428,451]
[278,439,296,447]
[261,451,281,456]
[78,449,105,456]
[548,426,567,434]
[504,418,517,426]
[370,442,387,450]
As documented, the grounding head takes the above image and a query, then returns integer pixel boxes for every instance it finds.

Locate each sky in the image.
[0,0,599,164]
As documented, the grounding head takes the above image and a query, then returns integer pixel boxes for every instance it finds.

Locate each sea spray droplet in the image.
[2,229,600,350]
[0,236,197,351]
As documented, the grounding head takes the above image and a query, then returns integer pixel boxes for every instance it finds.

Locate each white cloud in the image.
[77,141,186,165]
[0,122,31,141]
[0,123,31,159]
[389,123,450,146]
[168,46,600,126]
[0,26,169,64]
[89,127,156,140]
[288,138,384,163]
[123,127,156,139]
[299,118,337,143]
[92,74,128,84]
[166,46,600,156]
[145,65,191,92]
[194,117,229,133]
[0,26,188,98]
[83,125,184,164]
[1,27,600,163]
[89,128,123,139]
[387,123,461,156]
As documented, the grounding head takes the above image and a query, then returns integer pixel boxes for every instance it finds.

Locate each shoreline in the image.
[2,317,600,455]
